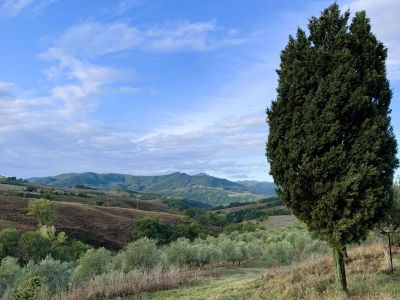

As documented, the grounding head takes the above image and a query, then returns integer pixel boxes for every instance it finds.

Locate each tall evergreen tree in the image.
[266,4,398,292]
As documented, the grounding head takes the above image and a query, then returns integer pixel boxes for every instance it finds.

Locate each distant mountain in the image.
[29,172,276,206]
[236,180,276,195]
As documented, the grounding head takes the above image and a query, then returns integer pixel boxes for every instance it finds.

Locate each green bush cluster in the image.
[133,217,211,244]
[0,227,90,264]
[0,225,328,298]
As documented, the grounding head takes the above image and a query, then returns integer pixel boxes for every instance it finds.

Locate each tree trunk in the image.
[388,233,394,274]
[342,247,348,259]
[333,248,348,294]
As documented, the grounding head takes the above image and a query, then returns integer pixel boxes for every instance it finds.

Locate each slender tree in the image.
[266,4,398,293]
[27,198,55,226]
[376,177,400,273]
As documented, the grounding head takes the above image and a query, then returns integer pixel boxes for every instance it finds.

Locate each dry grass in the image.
[257,243,400,300]
[50,267,197,300]
[261,215,299,229]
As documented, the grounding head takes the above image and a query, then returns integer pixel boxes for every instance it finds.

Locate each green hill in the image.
[28,172,276,206]
[236,180,276,195]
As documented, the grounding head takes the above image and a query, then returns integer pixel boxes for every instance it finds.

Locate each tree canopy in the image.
[266,3,398,292]
[27,198,55,226]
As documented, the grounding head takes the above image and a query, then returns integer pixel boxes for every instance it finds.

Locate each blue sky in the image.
[0,0,399,181]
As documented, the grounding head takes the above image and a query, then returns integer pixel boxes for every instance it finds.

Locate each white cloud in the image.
[40,48,121,115]
[144,20,218,51]
[0,14,264,180]
[56,22,143,57]
[0,0,56,17]
[344,0,400,80]
[52,19,248,57]
[113,0,144,15]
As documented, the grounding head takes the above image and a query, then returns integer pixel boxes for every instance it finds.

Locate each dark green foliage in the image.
[18,232,52,263]
[173,223,209,240]
[213,196,283,210]
[14,276,41,300]
[0,177,26,185]
[0,244,5,261]
[225,207,289,224]
[0,228,21,257]
[133,217,212,244]
[162,198,212,210]
[266,3,398,291]
[223,222,264,234]
[51,240,91,261]
[133,217,174,245]
[184,209,226,226]
[267,3,398,249]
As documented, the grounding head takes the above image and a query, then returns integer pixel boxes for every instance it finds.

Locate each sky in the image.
[0,0,399,182]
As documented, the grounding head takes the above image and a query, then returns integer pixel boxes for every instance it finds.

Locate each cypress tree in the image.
[266,4,398,292]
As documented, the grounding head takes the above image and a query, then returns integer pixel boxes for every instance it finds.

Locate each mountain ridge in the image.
[28,172,276,206]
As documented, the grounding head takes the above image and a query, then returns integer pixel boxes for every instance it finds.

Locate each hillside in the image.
[236,180,276,195]
[0,195,183,250]
[29,172,276,206]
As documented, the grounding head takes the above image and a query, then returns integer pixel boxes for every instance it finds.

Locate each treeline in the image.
[213,196,283,210]
[0,227,90,265]
[183,204,290,227]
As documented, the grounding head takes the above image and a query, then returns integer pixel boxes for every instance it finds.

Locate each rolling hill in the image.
[0,195,183,250]
[29,172,276,206]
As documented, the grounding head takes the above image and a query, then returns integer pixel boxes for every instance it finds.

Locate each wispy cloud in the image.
[0,0,56,17]
[52,19,248,57]
[0,10,266,180]
[113,0,145,15]
[40,48,121,115]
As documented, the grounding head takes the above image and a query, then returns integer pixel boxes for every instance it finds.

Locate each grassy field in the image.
[144,243,400,300]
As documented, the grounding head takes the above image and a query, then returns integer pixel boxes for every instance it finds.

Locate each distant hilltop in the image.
[28,172,276,206]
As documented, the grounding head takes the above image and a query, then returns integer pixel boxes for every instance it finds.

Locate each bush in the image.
[72,248,112,284]
[18,232,52,263]
[21,256,71,293]
[133,217,173,245]
[0,228,21,257]
[114,238,160,271]
[54,240,91,261]
[263,240,294,267]
[0,256,22,296]
[14,276,41,300]
[165,238,196,266]
[223,222,263,234]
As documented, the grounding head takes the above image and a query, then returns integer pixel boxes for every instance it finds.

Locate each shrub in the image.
[72,248,112,284]
[0,228,21,257]
[18,232,52,263]
[0,256,22,296]
[21,256,71,293]
[133,217,173,245]
[115,238,160,272]
[54,240,91,261]
[165,238,196,266]
[14,276,41,300]
[263,240,294,267]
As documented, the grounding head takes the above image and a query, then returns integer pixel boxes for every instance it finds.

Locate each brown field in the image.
[0,195,183,250]
[261,215,299,229]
